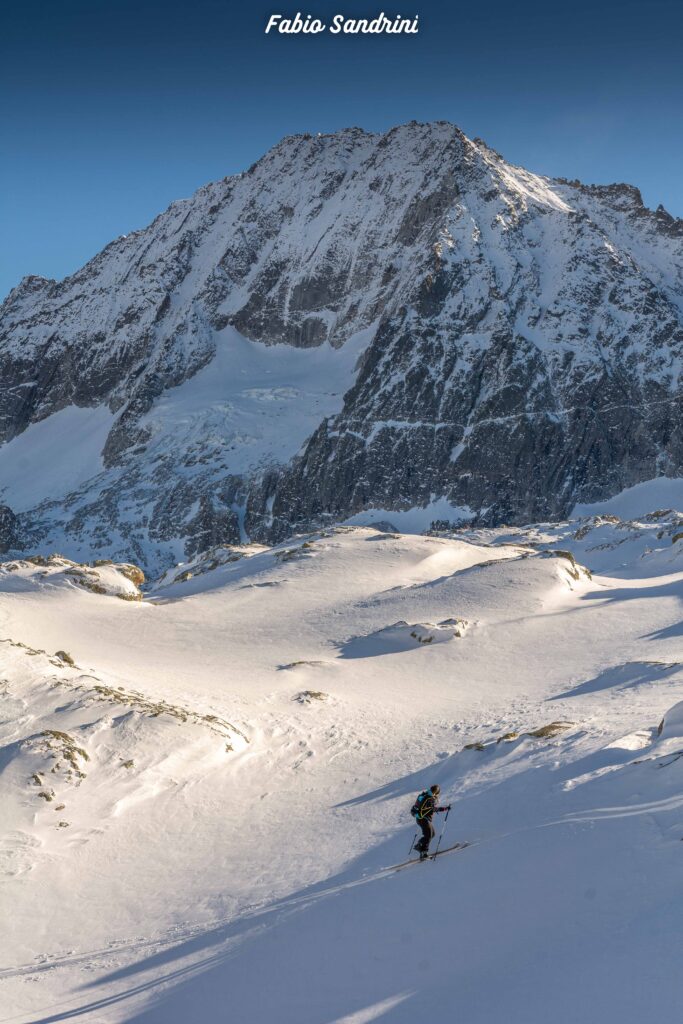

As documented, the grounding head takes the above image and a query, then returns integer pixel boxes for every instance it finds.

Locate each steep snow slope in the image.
[1,512,682,1023]
[1,121,681,569]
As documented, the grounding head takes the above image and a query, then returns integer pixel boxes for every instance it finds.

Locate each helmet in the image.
[430,784,440,795]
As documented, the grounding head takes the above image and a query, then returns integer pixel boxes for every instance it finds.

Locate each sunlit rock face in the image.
[1,121,681,571]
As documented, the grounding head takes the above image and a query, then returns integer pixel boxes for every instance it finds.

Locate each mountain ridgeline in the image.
[1,121,682,572]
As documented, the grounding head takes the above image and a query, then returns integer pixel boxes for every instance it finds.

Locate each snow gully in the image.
[265,13,419,35]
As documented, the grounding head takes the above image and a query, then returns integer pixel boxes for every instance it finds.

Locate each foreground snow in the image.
[1,511,682,1023]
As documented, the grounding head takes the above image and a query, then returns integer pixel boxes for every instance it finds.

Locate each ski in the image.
[382,841,471,873]
[431,840,471,860]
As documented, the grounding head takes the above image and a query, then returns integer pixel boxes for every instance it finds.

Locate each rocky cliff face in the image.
[1,121,682,571]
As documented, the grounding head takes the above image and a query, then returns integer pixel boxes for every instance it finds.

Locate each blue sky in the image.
[2,0,682,300]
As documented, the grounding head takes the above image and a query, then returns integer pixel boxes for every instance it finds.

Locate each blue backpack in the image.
[411,790,431,820]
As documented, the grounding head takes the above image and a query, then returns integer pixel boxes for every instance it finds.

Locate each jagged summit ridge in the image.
[0,120,682,571]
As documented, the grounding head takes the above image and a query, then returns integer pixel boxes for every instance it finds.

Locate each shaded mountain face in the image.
[1,121,682,572]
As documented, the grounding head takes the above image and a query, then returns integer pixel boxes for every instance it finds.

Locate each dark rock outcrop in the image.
[1,121,681,572]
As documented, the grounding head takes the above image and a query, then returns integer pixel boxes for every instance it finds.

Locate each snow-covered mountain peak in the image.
[1,121,681,572]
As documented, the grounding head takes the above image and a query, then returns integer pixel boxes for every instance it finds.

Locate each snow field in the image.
[0,517,681,1022]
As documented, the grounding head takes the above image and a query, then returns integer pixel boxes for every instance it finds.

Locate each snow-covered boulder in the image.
[0,554,145,600]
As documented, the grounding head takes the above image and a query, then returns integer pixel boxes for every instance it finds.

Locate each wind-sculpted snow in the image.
[0,521,682,1021]
[0,552,146,600]
[1,121,682,571]
[456,503,683,576]
[337,617,469,658]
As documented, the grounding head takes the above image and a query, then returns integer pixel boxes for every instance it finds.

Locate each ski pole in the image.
[409,831,418,857]
[432,806,450,860]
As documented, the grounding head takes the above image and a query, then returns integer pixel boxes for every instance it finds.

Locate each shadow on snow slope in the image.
[22,720,683,1024]
[580,574,683,607]
[646,618,683,641]
[550,660,682,700]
